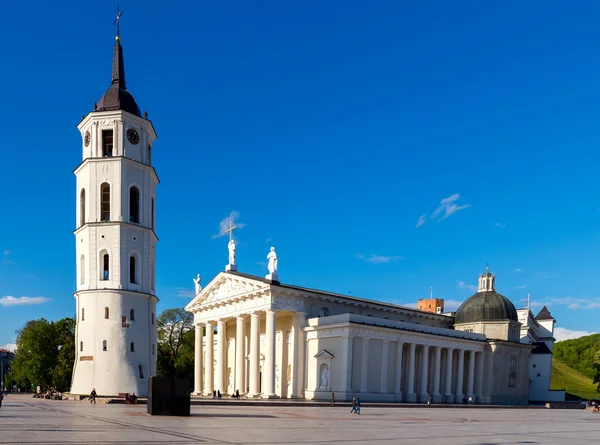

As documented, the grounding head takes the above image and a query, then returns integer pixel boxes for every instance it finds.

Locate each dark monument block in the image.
[147,376,191,416]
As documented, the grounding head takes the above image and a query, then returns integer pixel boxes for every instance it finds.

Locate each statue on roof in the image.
[193,274,202,295]
[228,239,236,266]
[267,246,278,275]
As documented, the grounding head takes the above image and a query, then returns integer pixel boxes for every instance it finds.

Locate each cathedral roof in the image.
[96,37,142,117]
[535,305,555,321]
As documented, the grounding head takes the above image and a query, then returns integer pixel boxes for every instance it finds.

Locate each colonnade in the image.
[193,310,306,398]
[356,338,485,403]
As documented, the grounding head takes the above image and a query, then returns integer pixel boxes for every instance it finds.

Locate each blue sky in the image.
[1,0,600,349]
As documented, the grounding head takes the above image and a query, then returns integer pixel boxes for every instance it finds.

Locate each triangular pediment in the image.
[185,272,269,311]
[314,349,334,359]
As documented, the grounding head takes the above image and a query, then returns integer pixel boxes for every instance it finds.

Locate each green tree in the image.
[157,308,195,379]
[593,350,600,393]
[10,317,75,392]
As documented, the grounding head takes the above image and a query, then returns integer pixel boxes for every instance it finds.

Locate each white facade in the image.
[517,306,565,402]
[70,40,158,397]
[185,271,533,404]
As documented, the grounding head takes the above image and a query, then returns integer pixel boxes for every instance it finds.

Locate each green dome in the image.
[454,291,518,324]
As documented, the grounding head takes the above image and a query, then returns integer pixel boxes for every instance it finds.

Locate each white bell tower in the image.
[70,31,159,397]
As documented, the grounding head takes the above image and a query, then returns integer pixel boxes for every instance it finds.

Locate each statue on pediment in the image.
[267,246,278,274]
[193,274,202,295]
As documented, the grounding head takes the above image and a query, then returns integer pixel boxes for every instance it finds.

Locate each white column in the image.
[248,313,260,397]
[339,335,353,396]
[360,337,370,392]
[262,310,277,398]
[235,316,245,395]
[444,348,454,404]
[216,320,226,394]
[406,343,416,402]
[466,350,475,401]
[394,342,404,401]
[418,345,430,402]
[204,322,214,395]
[475,351,485,403]
[380,340,389,393]
[455,349,464,403]
[291,312,306,398]
[194,323,203,395]
[432,346,441,403]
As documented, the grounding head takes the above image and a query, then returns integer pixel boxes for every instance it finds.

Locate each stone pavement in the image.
[0,394,599,444]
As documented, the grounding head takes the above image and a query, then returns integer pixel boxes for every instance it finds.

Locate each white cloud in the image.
[0,343,16,352]
[443,299,464,312]
[212,211,246,239]
[515,285,528,289]
[537,271,556,279]
[457,281,477,292]
[417,194,471,228]
[3,250,9,256]
[175,288,195,299]
[554,327,597,342]
[356,254,403,264]
[495,222,507,228]
[0,296,51,307]
[513,268,523,273]
[265,237,272,243]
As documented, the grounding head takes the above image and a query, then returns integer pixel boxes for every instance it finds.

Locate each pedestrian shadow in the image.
[190,413,276,418]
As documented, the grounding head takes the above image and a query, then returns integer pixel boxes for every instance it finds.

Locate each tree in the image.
[10,317,75,392]
[157,308,195,379]
[593,350,600,393]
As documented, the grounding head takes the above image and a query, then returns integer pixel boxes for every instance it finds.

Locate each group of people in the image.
[32,388,62,400]
[350,397,361,415]
[211,389,242,399]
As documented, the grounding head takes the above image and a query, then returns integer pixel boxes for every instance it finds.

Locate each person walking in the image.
[90,388,97,404]
[0,391,4,408]
[355,398,361,415]
[330,393,335,406]
[350,397,358,414]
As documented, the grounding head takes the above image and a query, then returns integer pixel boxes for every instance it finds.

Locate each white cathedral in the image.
[70,33,158,397]
[68,30,563,405]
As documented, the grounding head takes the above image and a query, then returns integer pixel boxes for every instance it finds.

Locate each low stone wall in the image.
[545,401,585,409]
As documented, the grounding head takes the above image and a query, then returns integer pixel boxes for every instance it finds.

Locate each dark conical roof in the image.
[535,306,555,321]
[96,38,141,117]
[454,291,518,324]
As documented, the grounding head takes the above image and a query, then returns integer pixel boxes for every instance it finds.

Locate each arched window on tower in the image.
[81,308,85,321]
[80,254,85,285]
[100,183,110,221]
[129,186,140,223]
[129,255,137,284]
[151,198,155,230]
[138,365,144,379]
[104,307,109,319]
[147,144,152,165]
[80,341,83,352]
[130,342,135,352]
[102,253,110,280]
[102,130,113,157]
[80,189,86,226]
[130,308,135,321]
[103,340,107,351]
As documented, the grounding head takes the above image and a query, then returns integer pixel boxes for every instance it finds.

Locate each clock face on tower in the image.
[127,128,140,145]
[84,131,90,147]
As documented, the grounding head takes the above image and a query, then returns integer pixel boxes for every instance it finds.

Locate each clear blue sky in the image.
[1,0,600,349]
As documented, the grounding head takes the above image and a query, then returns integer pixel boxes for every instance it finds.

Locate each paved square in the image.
[0,395,598,444]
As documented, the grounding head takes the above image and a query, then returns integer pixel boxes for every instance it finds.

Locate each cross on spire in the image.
[114,6,124,40]
[225,220,237,242]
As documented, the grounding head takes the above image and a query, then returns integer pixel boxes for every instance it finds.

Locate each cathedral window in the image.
[80,341,83,352]
[129,187,140,223]
[152,344,155,355]
[130,342,135,352]
[81,308,85,321]
[102,253,110,280]
[151,313,155,325]
[100,183,111,221]
[103,340,107,351]
[104,307,109,319]
[80,254,85,284]
[130,309,135,321]
[138,365,145,379]
[129,255,137,284]
[147,144,152,165]
[80,189,85,226]
[102,130,113,157]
